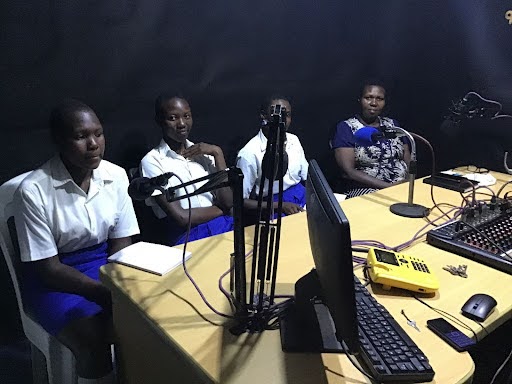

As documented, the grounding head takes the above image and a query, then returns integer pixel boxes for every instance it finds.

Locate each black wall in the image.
[2,1,512,183]
[1,1,512,338]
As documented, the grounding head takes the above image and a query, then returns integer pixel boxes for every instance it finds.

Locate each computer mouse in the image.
[461,293,497,322]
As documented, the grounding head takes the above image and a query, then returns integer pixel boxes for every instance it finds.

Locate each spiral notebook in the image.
[108,241,192,276]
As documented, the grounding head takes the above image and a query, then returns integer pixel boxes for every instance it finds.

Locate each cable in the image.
[340,341,375,381]
[171,173,235,319]
[413,296,479,342]
[497,180,512,198]
[411,132,448,218]
[474,320,490,337]
[490,347,512,384]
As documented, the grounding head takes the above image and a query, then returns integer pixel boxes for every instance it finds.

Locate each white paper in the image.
[107,241,191,276]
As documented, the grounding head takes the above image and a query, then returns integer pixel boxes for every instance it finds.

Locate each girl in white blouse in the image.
[14,100,139,383]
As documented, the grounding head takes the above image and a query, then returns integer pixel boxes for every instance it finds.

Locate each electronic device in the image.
[426,201,512,275]
[279,160,435,382]
[367,248,440,293]
[423,172,479,193]
[426,318,476,352]
[461,293,497,322]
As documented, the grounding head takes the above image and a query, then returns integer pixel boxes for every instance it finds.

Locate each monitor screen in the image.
[305,159,359,353]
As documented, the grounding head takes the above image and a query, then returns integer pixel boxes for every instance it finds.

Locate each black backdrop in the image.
[1,1,512,339]
[2,1,512,183]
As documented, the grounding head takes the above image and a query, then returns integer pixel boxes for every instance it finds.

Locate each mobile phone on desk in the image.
[426,318,476,352]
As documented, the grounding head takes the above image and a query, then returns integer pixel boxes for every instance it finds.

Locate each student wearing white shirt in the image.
[236,96,308,216]
[14,100,139,383]
[140,95,233,245]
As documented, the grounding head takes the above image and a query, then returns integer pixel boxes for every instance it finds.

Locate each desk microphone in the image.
[353,126,400,146]
[355,125,429,218]
[353,127,383,146]
[128,172,174,200]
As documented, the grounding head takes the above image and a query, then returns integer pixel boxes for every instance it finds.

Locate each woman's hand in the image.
[182,143,222,159]
[281,202,304,215]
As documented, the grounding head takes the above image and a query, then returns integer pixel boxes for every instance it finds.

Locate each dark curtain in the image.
[1,1,511,183]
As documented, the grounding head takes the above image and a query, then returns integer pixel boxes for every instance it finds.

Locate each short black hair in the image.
[259,94,291,116]
[359,78,387,98]
[49,99,94,141]
[154,93,188,119]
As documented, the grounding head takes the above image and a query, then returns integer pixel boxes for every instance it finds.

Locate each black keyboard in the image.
[354,277,435,382]
[426,203,512,275]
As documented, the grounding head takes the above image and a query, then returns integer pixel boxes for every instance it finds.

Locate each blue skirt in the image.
[273,182,306,206]
[23,242,108,336]
[271,182,306,217]
[163,215,235,246]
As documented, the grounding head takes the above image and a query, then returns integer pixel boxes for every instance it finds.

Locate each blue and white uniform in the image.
[140,139,233,245]
[14,155,139,335]
[236,130,308,208]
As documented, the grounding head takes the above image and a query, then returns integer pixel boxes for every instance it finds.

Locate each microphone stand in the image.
[246,105,287,332]
[160,167,248,321]
[153,105,287,334]
[504,152,512,175]
[386,127,430,218]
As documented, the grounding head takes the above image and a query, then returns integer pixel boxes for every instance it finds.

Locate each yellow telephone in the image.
[367,248,439,293]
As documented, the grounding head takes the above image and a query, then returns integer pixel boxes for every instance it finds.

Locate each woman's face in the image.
[157,98,193,144]
[57,110,105,171]
[360,85,386,122]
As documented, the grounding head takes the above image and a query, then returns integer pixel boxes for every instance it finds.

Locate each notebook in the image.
[107,241,192,276]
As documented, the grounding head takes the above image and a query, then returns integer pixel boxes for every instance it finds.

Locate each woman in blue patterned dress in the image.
[331,81,410,198]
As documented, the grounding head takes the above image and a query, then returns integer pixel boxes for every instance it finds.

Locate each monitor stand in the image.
[279,270,347,353]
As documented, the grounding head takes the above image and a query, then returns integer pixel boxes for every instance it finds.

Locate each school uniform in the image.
[140,139,233,245]
[236,130,308,207]
[13,155,139,335]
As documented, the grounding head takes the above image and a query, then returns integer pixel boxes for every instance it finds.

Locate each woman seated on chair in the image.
[13,100,139,383]
[140,94,234,246]
[331,80,410,198]
[236,96,309,217]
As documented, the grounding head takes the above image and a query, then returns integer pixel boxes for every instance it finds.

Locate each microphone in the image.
[356,125,429,218]
[353,126,385,146]
[262,150,289,180]
[128,172,174,200]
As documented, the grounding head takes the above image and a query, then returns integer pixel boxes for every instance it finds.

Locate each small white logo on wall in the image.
[506,10,512,24]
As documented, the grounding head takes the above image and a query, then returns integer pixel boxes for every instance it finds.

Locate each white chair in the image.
[0,173,78,384]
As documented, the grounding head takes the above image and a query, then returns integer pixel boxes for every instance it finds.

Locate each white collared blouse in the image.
[140,139,218,219]
[14,155,140,262]
[236,130,308,199]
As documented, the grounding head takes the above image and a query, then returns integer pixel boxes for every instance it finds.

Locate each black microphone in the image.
[128,172,174,200]
[262,150,289,180]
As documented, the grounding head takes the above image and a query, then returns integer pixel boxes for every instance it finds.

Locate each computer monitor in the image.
[279,159,359,354]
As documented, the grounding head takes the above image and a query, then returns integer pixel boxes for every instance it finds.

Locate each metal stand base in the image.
[390,203,429,218]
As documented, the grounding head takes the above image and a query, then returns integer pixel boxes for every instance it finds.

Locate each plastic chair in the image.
[0,172,78,384]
